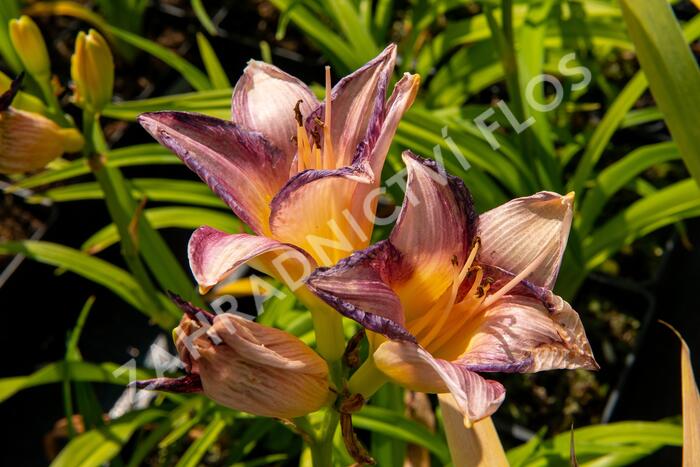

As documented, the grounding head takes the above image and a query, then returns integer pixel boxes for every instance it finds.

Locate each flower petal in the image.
[458,292,598,373]
[477,191,574,289]
[138,111,289,235]
[306,241,415,342]
[374,341,505,423]
[232,61,318,159]
[189,225,315,293]
[173,311,331,419]
[389,151,477,322]
[268,160,374,267]
[308,44,397,168]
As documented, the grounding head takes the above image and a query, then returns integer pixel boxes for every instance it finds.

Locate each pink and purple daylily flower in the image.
[138,45,419,295]
[307,151,598,426]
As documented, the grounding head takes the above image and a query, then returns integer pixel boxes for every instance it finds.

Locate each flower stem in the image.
[309,306,345,363]
[347,356,388,399]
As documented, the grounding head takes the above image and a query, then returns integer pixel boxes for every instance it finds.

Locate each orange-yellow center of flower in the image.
[295,66,336,172]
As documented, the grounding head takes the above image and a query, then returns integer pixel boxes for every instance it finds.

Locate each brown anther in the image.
[475,286,485,298]
[343,329,365,370]
[485,276,495,284]
[472,236,481,248]
[293,99,304,126]
[313,116,325,127]
[290,135,297,144]
[451,255,459,266]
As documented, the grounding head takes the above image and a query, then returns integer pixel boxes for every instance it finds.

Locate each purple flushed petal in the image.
[305,44,397,168]
[232,60,318,160]
[131,373,203,393]
[307,241,416,342]
[138,111,289,235]
[477,191,574,289]
[189,225,315,292]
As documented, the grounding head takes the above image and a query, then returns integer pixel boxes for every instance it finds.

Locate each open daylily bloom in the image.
[135,295,331,419]
[138,45,419,300]
[307,151,598,425]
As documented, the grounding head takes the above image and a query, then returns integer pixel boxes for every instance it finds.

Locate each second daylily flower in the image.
[307,151,598,426]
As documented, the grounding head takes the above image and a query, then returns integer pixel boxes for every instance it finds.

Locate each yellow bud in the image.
[71,29,114,113]
[9,16,51,79]
[0,108,84,174]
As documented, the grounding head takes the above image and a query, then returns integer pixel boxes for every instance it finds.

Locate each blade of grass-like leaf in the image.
[15,145,178,190]
[619,0,700,188]
[659,322,700,467]
[578,142,681,236]
[324,0,378,61]
[175,413,228,467]
[196,33,231,89]
[0,241,179,327]
[352,405,450,464]
[570,13,700,195]
[35,179,227,209]
[106,25,212,91]
[268,0,360,73]
[373,0,394,44]
[226,419,277,463]
[584,178,700,270]
[621,107,664,129]
[370,384,406,467]
[82,206,242,254]
[0,0,22,73]
[0,361,152,403]
[50,409,165,467]
[191,0,218,36]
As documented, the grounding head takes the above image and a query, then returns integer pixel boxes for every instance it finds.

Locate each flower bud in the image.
[9,16,51,80]
[173,312,332,419]
[0,105,84,174]
[70,29,114,113]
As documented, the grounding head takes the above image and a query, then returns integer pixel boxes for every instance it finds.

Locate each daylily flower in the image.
[306,151,598,425]
[135,295,332,419]
[138,45,419,298]
[0,75,84,174]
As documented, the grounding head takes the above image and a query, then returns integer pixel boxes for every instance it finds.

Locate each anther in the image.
[293,99,304,126]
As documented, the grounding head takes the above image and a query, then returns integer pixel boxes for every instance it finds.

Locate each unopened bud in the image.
[71,29,114,113]
[9,16,51,80]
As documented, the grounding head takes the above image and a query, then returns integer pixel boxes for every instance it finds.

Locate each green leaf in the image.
[0,241,179,327]
[83,206,241,254]
[352,406,450,464]
[196,32,231,89]
[106,25,212,91]
[51,409,165,467]
[370,384,406,467]
[584,179,700,270]
[577,142,681,236]
[619,0,700,188]
[191,0,218,36]
[36,179,227,209]
[0,360,151,404]
[175,413,228,467]
[14,144,178,190]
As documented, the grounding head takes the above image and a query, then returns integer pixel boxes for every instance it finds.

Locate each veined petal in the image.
[308,44,396,168]
[189,226,315,293]
[171,309,331,419]
[477,191,574,289]
[138,112,289,235]
[374,341,505,423]
[268,159,374,267]
[389,151,477,321]
[307,241,415,342]
[457,293,598,373]
[232,61,318,159]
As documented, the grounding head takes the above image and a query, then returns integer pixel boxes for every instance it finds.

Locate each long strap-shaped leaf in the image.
[619,0,700,188]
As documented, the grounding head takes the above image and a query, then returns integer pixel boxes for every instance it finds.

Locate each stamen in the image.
[416,239,481,348]
[294,99,313,172]
[293,99,304,127]
[322,66,334,169]
[481,247,550,309]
